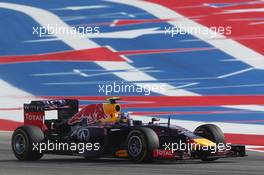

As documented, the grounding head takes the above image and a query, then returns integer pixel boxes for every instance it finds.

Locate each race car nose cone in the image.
[192,138,216,147]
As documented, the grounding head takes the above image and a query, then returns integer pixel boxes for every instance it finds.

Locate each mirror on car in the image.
[151,117,160,124]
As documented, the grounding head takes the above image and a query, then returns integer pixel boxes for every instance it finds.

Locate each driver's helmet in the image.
[119,112,130,123]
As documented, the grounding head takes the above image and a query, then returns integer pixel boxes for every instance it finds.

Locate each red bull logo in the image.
[68,104,108,125]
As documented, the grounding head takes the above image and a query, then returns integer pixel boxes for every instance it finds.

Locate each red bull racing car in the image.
[12,97,246,162]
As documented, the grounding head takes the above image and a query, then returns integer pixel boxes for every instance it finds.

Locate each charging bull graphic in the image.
[68,100,121,125]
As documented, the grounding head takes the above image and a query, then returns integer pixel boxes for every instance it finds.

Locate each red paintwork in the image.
[152,149,176,159]
[24,111,45,129]
[0,47,125,64]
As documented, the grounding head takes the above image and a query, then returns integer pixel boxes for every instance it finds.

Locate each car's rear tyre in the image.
[126,127,159,163]
[194,124,225,161]
[12,125,44,161]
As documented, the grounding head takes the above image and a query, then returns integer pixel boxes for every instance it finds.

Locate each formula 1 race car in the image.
[12,97,246,162]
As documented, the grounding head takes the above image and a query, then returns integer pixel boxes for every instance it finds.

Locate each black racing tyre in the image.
[12,125,44,161]
[126,127,159,163]
[194,124,226,161]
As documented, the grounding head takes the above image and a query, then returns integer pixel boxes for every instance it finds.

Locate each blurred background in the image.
[0,0,264,153]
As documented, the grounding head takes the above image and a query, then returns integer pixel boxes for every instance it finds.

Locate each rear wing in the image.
[25,99,78,110]
[24,99,79,129]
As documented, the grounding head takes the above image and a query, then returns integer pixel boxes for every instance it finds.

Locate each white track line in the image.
[52,5,108,11]
[0,2,264,133]
[217,67,254,79]
[220,8,264,14]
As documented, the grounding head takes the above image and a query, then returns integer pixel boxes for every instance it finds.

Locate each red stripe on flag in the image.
[0,119,23,131]
[118,47,215,55]
[0,47,125,64]
[131,110,258,115]
[225,133,264,146]
[112,18,173,26]
[42,95,264,108]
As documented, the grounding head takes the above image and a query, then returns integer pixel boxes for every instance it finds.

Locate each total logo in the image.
[153,149,175,159]
[24,112,43,121]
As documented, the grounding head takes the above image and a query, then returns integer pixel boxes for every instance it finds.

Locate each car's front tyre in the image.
[194,124,226,161]
[126,127,159,163]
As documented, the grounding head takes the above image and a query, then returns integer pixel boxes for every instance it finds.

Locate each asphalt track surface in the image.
[0,132,264,175]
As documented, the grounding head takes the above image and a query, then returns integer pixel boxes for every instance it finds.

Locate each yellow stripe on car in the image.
[115,150,128,157]
[193,138,216,147]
